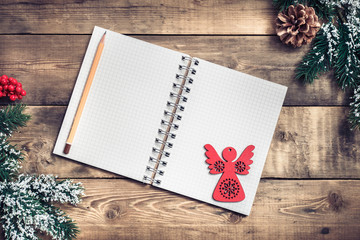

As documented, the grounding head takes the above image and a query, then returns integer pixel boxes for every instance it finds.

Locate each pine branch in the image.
[273,0,336,20]
[295,22,339,83]
[28,174,84,205]
[0,136,23,182]
[273,0,295,12]
[349,86,360,130]
[0,175,84,240]
[1,196,78,240]
[47,206,80,240]
[0,104,30,136]
[0,104,30,182]
[334,21,360,89]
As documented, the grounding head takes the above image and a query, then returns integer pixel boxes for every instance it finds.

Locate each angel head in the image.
[222,147,237,161]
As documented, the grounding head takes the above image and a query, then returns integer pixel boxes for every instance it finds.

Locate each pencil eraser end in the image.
[64,144,71,154]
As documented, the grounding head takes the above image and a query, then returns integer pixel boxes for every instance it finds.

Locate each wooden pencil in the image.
[64,32,106,154]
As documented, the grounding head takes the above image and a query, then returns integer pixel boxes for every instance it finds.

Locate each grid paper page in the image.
[156,58,287,215]
[53,26,187,182]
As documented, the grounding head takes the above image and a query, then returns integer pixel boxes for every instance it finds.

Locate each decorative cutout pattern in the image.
[235,161,246,173]
[205,144,255,202]
[219,178,240,200]
[214,161,225,172]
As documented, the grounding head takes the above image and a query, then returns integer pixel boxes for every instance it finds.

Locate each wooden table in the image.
[1,1,359,239]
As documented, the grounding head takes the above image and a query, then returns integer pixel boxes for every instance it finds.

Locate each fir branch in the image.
[273,0,336,20]
[28,174,84,205]
[334,21,360,89]
[273,0,295,12]
[0,135,23,182]
[0,104,30,136]
[0,104,30,182]
[349,86,360,130]
[306,0,337,20]
[295,22,339,83]
[0,175,84,240]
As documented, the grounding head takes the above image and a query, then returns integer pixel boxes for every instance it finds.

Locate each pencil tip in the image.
[100,32,106,43]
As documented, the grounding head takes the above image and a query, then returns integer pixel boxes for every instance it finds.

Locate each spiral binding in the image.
[146,166,165,176]
[179,65,196,74]
[149,156,167,166]
[164,110,182,120]
[173,83,191,93]
[143,175,161,184]
[170,92,187,102]
[176,74,194,84]
[182,56,199,65]
[144,55,199,185]
[152,147,170,157]
[167,101,185,111]
[161,120,179,129]
[158,129,176,139]
[155,138,173,148]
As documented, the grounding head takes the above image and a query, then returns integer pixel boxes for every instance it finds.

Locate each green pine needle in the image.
[0,137,23,182]
[0,104,30,182]
[0,104,31,136]
[349,87,360,130]
[0,104,83,239]
[295,23,339,83]
[273,0,295,12]
[334,22,360,89]
[273,0,336,20]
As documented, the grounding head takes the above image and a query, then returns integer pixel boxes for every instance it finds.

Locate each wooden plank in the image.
[0,0,276,35]
[56,179,360,239]
[11,106,360,179]
[0,35,349,106]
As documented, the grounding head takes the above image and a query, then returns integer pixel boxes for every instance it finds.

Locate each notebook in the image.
[53,26,287,216]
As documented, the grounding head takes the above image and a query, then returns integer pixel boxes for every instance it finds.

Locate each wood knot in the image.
[321,227,330,234]
[105,205,123,220]
[327,191,344,212]
[276,131,297,142]
[228,213,243,224]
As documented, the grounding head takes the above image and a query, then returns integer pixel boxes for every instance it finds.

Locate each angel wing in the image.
[204,144,225,174]
[234,145,255,175]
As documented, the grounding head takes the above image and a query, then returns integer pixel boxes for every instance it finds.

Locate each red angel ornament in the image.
[205,144,255,202]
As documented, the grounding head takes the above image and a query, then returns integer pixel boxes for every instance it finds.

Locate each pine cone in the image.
[275,4,321,47]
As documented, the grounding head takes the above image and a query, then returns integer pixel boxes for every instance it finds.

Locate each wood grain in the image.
[0,35,349,106]
[56,179,359,240]
[1,1,359,238]
[0,0,277,35]
[11,106,360,179]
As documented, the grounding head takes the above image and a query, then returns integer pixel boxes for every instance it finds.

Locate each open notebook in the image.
[53,26,287,215]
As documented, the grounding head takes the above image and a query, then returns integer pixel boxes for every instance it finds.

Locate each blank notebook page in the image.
[156,59,287,215]
[53,26,186,182]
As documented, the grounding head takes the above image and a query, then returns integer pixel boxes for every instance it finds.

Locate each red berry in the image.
[4,85,8,90]
[8,85,14,92]
[0,92,3,98]
[10,79,17,85]
[18,95,23,100]
[15,87,22,93]
[16,82,22,87]
[9,95,16,101]
[1,75,8,80]
[0,79,7,85]
[8,77,13,82]
[0,86,3,91]
[21,90,26,96]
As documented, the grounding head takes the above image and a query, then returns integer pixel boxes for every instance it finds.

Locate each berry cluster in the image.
[0,75,26,101]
